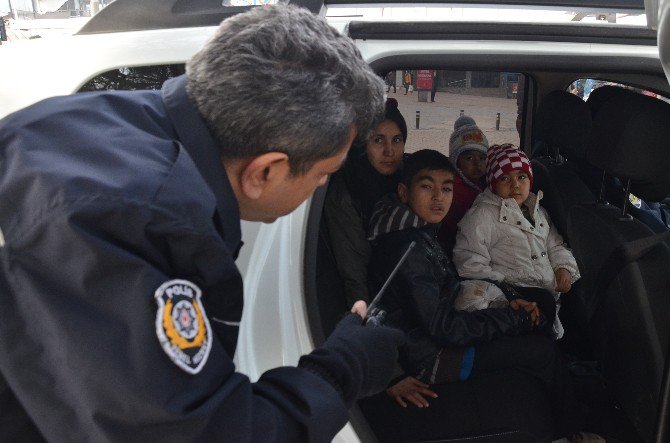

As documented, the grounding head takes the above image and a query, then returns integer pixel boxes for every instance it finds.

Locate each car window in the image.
[567,78,670,103]
[78,66,523,153]
[78,64,186,92]
[388,69,523,156]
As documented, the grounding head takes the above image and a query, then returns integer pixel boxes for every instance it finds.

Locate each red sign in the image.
[416,70,434,90]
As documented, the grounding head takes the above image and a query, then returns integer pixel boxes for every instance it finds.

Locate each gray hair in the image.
[186,5,385,174]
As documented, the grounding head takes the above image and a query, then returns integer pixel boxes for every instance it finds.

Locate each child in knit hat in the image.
[438,116,489,253]
[452,143,581,339]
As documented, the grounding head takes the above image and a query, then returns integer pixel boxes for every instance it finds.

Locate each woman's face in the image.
[366,119,405,175]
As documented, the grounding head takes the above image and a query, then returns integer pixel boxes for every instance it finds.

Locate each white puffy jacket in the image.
[453,188,580,294]
[453,189,580,338]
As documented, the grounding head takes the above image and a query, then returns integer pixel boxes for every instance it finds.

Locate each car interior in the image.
[301,4,670,443]
[307,71,670,443]
[57,0,670,441]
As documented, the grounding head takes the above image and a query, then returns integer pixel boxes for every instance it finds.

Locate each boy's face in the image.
[456,150,487,183]
[492,169,530,206]
[398,168,454,224]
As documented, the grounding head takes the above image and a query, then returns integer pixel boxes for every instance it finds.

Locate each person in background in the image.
[323,97,407,308]
[438,115,488,253]
[0,5,404,440]
[386,71,397,93]
[430,70,438,102]
[403,71,413,95]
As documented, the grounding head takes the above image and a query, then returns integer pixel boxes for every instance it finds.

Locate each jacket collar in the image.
[367,193,427,240]
[523,189,543,216]
[455,169,486,193]
[479,187,543,212]
[161,75,243,258]
[478,188,544,233]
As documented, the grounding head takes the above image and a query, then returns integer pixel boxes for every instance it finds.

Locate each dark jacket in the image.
[322,150,401,306]
[0,75,349,442]
[367,195,532,376]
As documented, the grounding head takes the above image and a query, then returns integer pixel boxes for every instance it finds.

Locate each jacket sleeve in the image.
[452,208,506,282]
[0,196,348,443]
[323,175,371,306]
[397,245,531,348]
[543,208,581,283]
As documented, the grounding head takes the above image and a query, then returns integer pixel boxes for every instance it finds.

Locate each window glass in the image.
[388,70,522,156]
[79,67,523,154]
[567,78,670,104]
[326,5,646,27]
[78,64,186,92]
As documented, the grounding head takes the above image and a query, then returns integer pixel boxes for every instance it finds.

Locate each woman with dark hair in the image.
[323,98,407,308]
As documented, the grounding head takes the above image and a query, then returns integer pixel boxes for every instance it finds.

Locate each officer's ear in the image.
[239,152,290,200]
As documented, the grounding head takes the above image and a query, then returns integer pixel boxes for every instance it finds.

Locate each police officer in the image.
[0,5,403,441]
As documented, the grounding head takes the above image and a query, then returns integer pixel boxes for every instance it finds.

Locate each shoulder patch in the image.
[155,279,212,375]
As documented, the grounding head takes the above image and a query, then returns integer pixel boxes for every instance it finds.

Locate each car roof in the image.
[1,0,666,120]
[77,0,648,35]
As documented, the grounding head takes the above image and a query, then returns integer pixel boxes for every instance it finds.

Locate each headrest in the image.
[586,85,630,118]
[587,91,670,202]
[533,90,591,161]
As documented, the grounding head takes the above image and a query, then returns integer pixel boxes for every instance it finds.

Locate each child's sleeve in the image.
[452,208,506,282]
[543,208,580,283]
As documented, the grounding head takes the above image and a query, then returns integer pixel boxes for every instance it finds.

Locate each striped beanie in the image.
[486,143,533,190]
[448,118,489,166]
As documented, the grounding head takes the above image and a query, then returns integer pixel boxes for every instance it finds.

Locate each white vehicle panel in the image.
[355,39,659,65]
[0,26,216,119]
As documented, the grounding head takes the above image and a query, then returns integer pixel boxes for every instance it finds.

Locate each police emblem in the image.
[155,279,212,374]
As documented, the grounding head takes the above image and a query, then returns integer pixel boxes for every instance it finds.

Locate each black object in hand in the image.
[298,313,404,405]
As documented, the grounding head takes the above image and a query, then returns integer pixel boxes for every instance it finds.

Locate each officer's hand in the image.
[298,313,405,406]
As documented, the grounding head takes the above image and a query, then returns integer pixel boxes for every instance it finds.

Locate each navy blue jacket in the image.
[0,76,348,441]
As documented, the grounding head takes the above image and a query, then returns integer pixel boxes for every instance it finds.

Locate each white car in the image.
[2,0,670,441]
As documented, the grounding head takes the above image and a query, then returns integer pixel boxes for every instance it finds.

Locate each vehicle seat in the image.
[529,91,598,355]
[358,368,553,442]
[585,85,624,118]
[587,86,670,239]
[566,91,670,442]
[530,90,597,239]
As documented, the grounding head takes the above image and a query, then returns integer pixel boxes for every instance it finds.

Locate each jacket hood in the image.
[340,149,402,224]
[367,193,426,240]
[455,168,486,193]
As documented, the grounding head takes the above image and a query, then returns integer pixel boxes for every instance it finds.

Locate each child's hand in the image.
[554,268,572,293]
[386,376,438,408]
[350,300,368,319]
[509,299,540,327]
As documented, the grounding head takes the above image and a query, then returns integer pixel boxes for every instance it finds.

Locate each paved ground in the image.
[388,88,520,155]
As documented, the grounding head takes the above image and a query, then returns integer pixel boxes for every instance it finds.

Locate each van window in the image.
[567,78,670,104]
[78,64,186,92]
[387,70,523,157]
